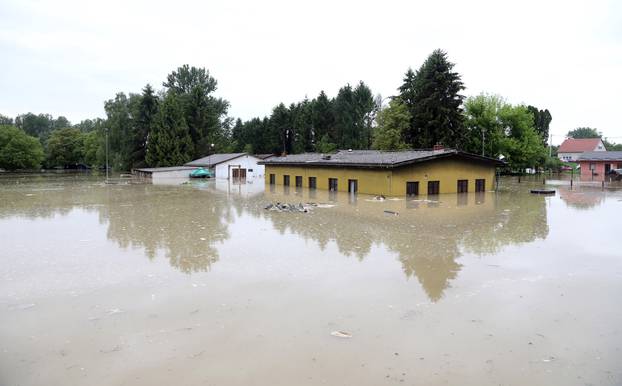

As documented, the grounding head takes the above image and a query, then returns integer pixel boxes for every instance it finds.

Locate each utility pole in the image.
[105,128,109,182]
[482,128,485,156]
[549,133,552,157]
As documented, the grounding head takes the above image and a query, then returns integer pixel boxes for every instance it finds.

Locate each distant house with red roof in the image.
[557,138,606,162]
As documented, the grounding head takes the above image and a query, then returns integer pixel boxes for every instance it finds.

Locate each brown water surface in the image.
[0,174,620,385]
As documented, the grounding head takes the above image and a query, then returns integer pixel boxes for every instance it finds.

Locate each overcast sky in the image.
[1,0,621,144]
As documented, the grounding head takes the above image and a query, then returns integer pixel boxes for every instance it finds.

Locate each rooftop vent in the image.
[322,155,332,160]
[348,149,353,152]
[433,143,444,151]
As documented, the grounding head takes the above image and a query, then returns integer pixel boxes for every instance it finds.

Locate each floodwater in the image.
[0,174,620,386]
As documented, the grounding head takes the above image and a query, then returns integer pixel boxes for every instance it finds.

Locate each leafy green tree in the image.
[372,99,410,150]
[145,93,193,167]
[163,65,229,157]
[463,94,506,156]
[15,113,55,143]
[603,140,622,151]
[463,94,546,170]
[0,114,13,125]
[399,49,465,148]
[46,127,84,168]
[567,127,601,138]
[104,92,139,170]
[81,130,102,167]
[316,134,337,153]
[53,116,71,130]
[0,125,44,170]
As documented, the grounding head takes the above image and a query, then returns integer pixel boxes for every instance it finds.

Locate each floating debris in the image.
[264,202,314,213]
[330,330,352,338]
[384,210,399,216]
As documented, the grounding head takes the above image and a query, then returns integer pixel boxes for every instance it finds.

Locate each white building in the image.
[185,153,266,179]
[557,138,606,162]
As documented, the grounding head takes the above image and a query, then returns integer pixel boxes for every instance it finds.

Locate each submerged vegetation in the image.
[1,49,618,172]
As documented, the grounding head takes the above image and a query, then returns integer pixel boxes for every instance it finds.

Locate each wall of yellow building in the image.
[391,158,496,195]
[264,158,496,196]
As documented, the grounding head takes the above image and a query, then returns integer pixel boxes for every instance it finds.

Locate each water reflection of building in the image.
[251,186,549,301]
[558,187,605,210]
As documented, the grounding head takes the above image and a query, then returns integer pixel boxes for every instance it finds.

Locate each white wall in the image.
[214,155,265,179]
[558,152,582,162]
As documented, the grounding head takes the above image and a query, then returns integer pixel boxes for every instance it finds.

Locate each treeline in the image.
[2,49,619,172]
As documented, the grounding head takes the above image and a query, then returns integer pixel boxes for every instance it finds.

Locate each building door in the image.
[348,179,358,194]
[406,181,419,196]
[475,179,486,192]
[328,178,338,191]
[295,176,303,188]
[428,181,440,195]
[605,164,611,174]
[308,177,317,189]
[269,174,275,184]
[457,179,468,193]
[283,175,290,186]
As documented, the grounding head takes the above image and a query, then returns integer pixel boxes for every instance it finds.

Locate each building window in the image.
[406,181,419,196]
[283,175,290,186]
[475,179,486,192]
[295,176,303,187]
[248,169,253,172]
[269,174,275,184]
[308,177,317,189]
[328,178,338,192]
[428,181,440,195]
[589,163,595,171]
[457,179,468,193]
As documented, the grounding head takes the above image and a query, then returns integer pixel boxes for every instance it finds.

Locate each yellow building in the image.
[259,149,504,196]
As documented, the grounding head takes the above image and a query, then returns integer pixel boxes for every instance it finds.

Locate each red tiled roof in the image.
[558,138,603,153]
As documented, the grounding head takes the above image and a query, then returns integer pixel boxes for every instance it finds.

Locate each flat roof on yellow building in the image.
[259,149,505,169]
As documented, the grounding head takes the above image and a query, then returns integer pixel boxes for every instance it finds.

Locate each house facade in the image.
[558,138,606,162]
[259,149,504,196]
[577,151,622,181]
[185,153,265,179]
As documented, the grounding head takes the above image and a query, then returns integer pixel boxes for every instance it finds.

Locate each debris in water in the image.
[107,308,124,315]
[264,202,315,213]
[384,210,399,216]
[330,330,352,338]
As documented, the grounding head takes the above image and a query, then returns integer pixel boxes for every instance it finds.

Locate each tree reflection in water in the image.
[0,175,550,301]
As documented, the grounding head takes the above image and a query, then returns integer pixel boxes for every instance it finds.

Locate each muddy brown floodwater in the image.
[0,174,621,385]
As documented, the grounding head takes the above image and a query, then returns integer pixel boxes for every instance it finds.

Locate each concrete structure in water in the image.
[259,149,504,196]
[577,151,622,181]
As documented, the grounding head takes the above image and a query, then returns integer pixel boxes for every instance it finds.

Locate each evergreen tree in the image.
[333,84,357,149]
[398,68,417,144]
[311,91,335,147]
[146,94,193,167]
[268,103,292,154]
[527,105,552,145]
[130,84,159,169]
[400,50,465,148]
[353,82,376,149]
